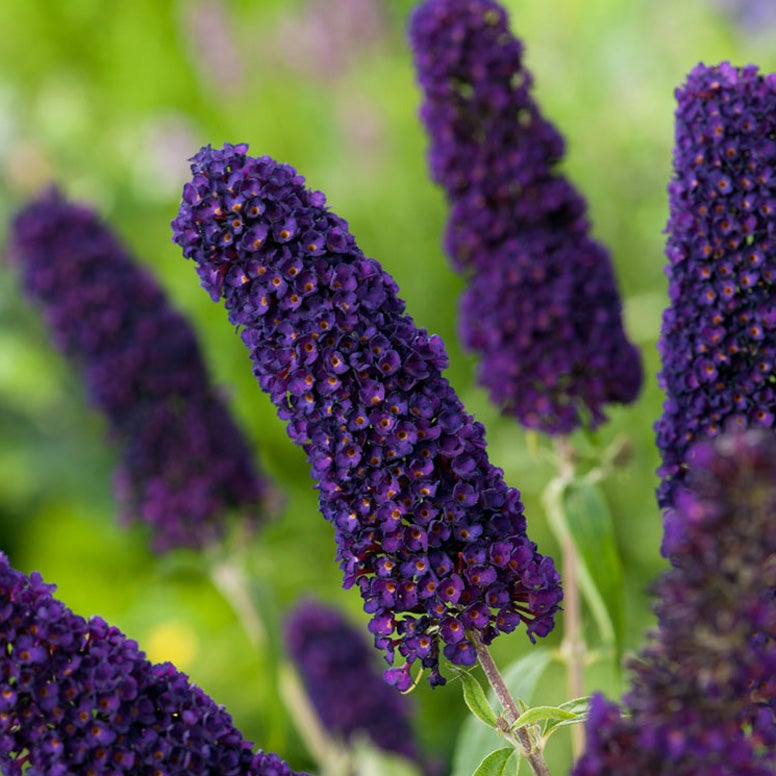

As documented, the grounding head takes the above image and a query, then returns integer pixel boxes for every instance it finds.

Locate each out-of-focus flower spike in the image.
[409,0,642,434]
[284,598,422,764]
[7,187,272,552]
[573,429,776,775]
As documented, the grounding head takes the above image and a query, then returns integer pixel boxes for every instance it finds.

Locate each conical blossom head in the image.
[172,142,561,688]
[656,62,776,508]
[284,598,421,763]
[573,430,776,775]
[0,551,305,775]
[409,0,642,434]
[7,188,271,552]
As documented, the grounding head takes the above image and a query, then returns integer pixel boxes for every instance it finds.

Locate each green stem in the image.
[554,437,586,760]
[204,543,287,751]
[279,663,352,776]
[472,634,553,776]
[207,546,352,773]
[561,529,585,758]
[209,557,266,649]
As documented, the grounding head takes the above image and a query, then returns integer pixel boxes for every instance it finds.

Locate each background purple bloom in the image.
[0,551,305,775]
[712,0,776,33]
[409,0,642,434]
[172,142,561,688]
[573,430,776,775]
[284,598,421,764]
[656,62,776,508]
[268,0,386,82]
[7,188,271,552]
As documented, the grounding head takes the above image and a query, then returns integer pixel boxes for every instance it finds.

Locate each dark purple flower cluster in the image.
[172,142,561,688]
[573,430,776,775]
[656,62,776,508]
[409,0,642,434]
[7,188,270,552]
[284,598,420,763]
[0,551,305,775]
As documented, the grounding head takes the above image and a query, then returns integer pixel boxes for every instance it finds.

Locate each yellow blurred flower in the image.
[144,621,199,670]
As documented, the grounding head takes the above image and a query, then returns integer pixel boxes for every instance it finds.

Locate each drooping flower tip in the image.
[656,61,776,508]
[173,142,562,687]
[284,598,421,763]
[409,0,643,434]
[8,187,272,552]
[0,552,306,775]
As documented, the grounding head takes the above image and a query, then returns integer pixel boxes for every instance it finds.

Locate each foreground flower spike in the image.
[0,552,305,776]
[172,143,561,688]
[284,598,421,763]
[8,189,270,552]
[573,430,776,775]
[656,62,776,508]
[409,0,642,434]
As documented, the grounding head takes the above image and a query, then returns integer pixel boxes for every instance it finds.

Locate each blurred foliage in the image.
[1,0,775,773]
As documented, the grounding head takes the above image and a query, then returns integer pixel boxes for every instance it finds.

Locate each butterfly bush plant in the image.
[3,0,776,774]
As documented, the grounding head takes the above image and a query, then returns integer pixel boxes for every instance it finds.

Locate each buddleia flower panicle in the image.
[573,430,776,776]
[0,552,305,776]
[409,0,642,434]
[172,142,561,689]
[656,62,776,508]
[284,598,421,764]
[7,188,271,553]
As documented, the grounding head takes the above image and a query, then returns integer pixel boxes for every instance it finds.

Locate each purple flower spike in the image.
[573,430,776,775]
[656,62,776,508]
[172,143,561,687]
[284,598,421,763]
[8,188,271,552]
[0,552,306,775]
[409,0,642,434]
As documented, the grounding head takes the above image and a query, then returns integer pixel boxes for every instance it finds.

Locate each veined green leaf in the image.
[512,704,578,729]
[473,747,516,776]
[542,696,591,740]
[562,478,625,657]
[457,669,499,728]
[544,475,625,656]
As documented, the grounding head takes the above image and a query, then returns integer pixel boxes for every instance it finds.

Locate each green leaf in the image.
[473,747,516,776]
[555,696,592,715]
[544,475,625,656]
[542,696,591,740]
[562,478,625,657]
[450,649,552,776]
[512,705,578,729]
[499,648,555,705]
[456,669,499,728]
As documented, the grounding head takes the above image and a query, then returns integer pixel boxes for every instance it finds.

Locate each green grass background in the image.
[0,0,774,773]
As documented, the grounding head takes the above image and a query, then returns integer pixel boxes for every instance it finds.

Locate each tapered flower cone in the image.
[172,143,562,688]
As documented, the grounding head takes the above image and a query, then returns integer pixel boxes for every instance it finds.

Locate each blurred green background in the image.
[1,0,775,773]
